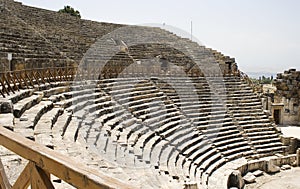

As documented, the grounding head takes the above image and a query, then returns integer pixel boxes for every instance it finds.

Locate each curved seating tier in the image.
[0,74,288,189]
[0,1,289,188]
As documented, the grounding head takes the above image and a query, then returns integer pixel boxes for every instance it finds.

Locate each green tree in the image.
[58,5,81,18]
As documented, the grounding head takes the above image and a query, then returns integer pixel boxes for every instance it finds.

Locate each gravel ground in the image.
[245,167,300,189]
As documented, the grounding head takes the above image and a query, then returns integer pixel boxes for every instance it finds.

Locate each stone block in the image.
[252,170,263,177]
[267,159,280,173]
[281,164,291,170]
[243,172,256,184]
[0,99,13,113]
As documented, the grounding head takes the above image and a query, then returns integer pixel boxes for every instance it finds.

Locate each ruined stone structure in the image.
[0,0,299,189]
[261,69,300,126]
[273,69,300,125]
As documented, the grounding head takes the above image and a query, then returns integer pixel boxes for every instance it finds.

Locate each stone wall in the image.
[275,69,300,99]
[272,69,300,125]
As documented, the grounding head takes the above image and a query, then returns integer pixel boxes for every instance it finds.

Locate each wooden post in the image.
[24,71,34,87]
[12,162,31,189]
[19,70,29,89]
[3,73,15,94]
[0,74,7,97]
[32,71,40,86]
[0,158,11,189]
[30,162,54,189]
[10,72,19,91]
[0,126,135,189]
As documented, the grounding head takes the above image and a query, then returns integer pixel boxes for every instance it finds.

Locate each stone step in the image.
[13,93,44,117]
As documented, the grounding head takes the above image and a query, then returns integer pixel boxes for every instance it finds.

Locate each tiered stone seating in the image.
[0,75,289,188]
[0,5,67,69]
[223,77,286,156]
[0,1,291,188]
[151,77,256,185]
[0,0,123,71]
[99,78,193,179]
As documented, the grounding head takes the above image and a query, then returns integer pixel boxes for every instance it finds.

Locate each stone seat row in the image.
[0,75,287,189]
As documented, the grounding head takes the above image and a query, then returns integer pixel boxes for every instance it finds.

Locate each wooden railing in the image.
[0,126,134,189]
[0,67,77,98]
[0,65,241,98]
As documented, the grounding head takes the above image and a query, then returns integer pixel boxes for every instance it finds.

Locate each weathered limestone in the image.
[0,100,13,113]
[0,76,296,189]
[0,1,298,188]
[281,164,291,170]
[266,69,300,125]
[252,170,263,177]
[243,172,256,184]
[0,113,14,130]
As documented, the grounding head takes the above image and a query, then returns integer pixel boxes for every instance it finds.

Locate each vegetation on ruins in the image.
[58,5,81,18]
[251,75,274,85]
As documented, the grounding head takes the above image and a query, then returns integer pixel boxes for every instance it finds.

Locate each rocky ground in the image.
[245,167,300,189]
[245,125,300,189]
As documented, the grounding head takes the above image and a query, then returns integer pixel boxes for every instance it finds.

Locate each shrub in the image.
[58,5,81,18]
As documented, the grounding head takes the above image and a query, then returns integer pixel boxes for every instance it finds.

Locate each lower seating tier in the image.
[0,76,288,189]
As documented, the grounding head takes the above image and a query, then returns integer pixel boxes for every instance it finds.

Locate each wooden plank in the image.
[11,72,20,91]
[38,69,46,84]
[57,68,63,82]
[0,90,5,98]
[24,71,34,88]
[46,69,53,83]
[14,72,23,89]
[0,78,5,97]
[19,71,29,89]
[0,126,135,189]
[0,158,11,189]
[0,74,9,96]
[38,70,46,84]
[32,71,40,86]
[11,162,30,189]
[30,162,54,189]
[3,74,15,94]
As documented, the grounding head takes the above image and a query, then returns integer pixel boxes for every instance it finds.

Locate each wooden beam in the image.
[24,71,34,88]
[18,71,29,89]
[36,69,45,84]
[0,126,135,189]
[10,72,19,91]
[3,74,15,94]
[0,158,11,189]
[30,162,54,189]
[0,75,9,96]
[11,162,30,189]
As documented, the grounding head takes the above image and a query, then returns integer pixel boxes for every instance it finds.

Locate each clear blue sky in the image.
[17,0,300,74]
